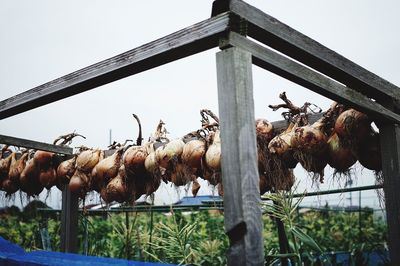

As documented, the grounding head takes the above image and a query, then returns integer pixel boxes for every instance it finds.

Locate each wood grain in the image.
[217,47,264,265]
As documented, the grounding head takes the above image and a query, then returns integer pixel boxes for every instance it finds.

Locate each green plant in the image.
[263,188,323,265]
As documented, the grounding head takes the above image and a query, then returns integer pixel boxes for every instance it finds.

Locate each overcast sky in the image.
[1,0,399,209]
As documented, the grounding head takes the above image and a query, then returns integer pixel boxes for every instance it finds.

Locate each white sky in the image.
[1,0,399,209]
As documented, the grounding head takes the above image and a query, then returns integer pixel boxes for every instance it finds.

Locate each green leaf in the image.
[290,227,322,252]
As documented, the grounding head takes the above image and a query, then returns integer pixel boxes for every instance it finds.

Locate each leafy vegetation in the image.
[0,198,387,265]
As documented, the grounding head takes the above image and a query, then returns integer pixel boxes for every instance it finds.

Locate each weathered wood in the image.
[221,32,400,123]
[0,134,73,154]
[228,0,400,109]
[217,47,264,265]
[0,13,232,120]
[379,123,400,265]
[60,185,79,253]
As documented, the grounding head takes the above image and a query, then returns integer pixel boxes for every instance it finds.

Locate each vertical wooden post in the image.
[216,46,264,265]
[60,185,79,253]
[379,123,400,265]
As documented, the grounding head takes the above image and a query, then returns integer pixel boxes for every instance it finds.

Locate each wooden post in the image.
[379,123,400,265]
[60,185,79,253]
[216,46,264,265]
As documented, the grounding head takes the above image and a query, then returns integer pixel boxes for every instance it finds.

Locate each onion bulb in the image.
[20,158,43,196]
[56,157,76,186]
[256,119,274,141]
[39,168,57,189]
[33,150,54,169]
[105,165,127,203]
[205,131,221,171]
[0,151,13,182]
[91,148,123,191]
[327,133,357,172]
[69,169,89,196]
[76,149,102,173]
[2,179,19,195]
[182,139,206,169]
[123,145,148,176]
[9,152,29,184]
[334,109,371,141]
[155,139,185,168]
[268,123,298,168]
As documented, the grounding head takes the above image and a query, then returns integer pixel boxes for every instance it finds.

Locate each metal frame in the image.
[1,0,399,264]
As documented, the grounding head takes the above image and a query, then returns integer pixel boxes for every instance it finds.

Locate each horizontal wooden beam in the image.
[222,32,400,123]
[0,12,232,120]
[228,0,400,109]
[0,134,73,154]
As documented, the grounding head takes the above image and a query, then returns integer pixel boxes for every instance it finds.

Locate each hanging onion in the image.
[327,133,357,172]
[334,109,371,141]
[39,168,57,190]
[69,169,89,196]
[181,139,206,169]
[33,150,55,170]
[105,165,128,203]
[91,148,123,192]
[9,152,29,184]
[20,157,43,196]
[155,139,185,168]
[205,131,221,171]
[76,149,102,173]
[56,156,76,189]
[268,122,298,168]
[256,119,274,141]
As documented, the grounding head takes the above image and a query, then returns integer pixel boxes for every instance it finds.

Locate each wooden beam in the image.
[60,185,79,253]
[222,32,400,123]
[0,134,73,154]
[379,123,400,265]
[0,12,232,120]
[228,0,400,109]
[217,47,264,265]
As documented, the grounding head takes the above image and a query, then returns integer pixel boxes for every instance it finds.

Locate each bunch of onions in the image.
[326,133,357,174]
[91,148,124,192]
[69,148,102,197]
[20,155,43,196]
[56,156,76,190]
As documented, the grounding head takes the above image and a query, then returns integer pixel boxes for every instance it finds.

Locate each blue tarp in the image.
[0,237,173,266]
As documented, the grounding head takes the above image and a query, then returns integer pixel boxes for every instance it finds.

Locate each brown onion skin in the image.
[0,153,13,182]
[123,146,148,180]
[76,149,102,173]
[334,109,371,141]
[181,139,206,169]
[327,133,357,171]
[91,149,123,192]
[39,168,57,189]
[20,158,43,196]
[56,157,76,186]
[106,176,127,203]
[205,131,221,171]
[9,152,29,183]
[256,119,274,141]
[34,150,54,169]
[69,170,89,197]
